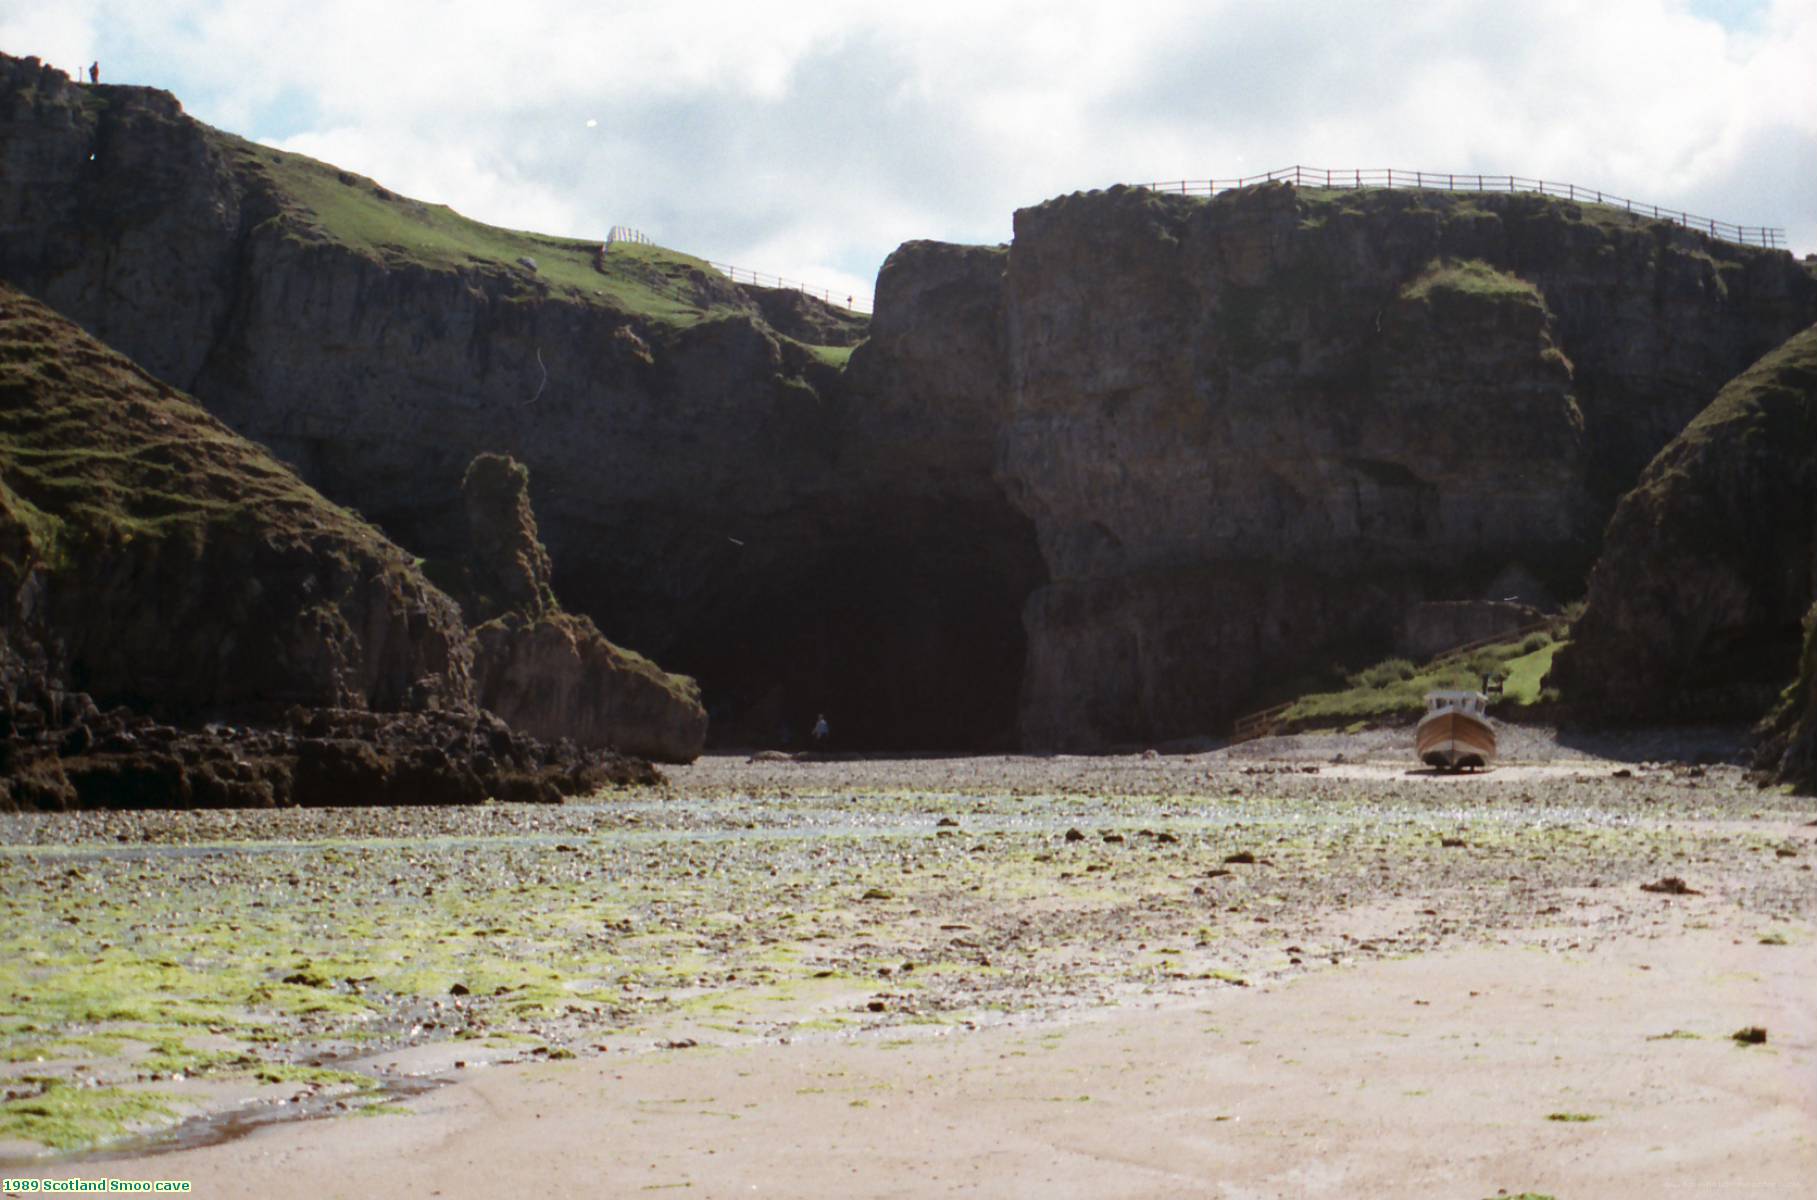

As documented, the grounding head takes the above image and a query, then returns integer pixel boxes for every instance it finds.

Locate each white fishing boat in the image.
[1416,690,1496,770]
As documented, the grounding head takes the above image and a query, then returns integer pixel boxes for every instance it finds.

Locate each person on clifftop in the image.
[88,62,99,84]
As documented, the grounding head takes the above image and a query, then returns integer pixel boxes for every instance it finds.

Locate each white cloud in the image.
[14,0,1813,298]
[0,0,98,78]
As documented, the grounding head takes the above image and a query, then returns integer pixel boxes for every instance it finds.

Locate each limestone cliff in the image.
[996,184,1815,746]
[8,51,1817,751]
[0,55,906,744]
[825,241,1046,748]
[0,53,1038,750]
[1548,324,1817,726]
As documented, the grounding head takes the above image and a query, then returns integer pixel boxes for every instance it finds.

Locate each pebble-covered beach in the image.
[2,724,1813,1166]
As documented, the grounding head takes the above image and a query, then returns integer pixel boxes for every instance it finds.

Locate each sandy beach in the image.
[5,726,1814,1198]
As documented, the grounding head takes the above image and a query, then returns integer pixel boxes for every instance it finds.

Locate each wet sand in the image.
[48,925,1812,1199]
[6,725,1815,1196]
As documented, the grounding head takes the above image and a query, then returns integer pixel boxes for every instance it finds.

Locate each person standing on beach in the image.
[812,713,829,747]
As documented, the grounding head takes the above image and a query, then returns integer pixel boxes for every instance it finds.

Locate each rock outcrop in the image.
[1548,324,1817,724]
[444,453,707,763]
[0,285,664,808]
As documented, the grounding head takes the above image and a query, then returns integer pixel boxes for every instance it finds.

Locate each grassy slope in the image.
[1284,631,1565,725]
[0,283,407,571]
[207,131,866,339]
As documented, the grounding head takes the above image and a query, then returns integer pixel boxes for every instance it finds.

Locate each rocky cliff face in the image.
[824,241,1046,749]
[995,184,1815,746]
[1548,324,1817,725]
[0,54,1038,750]
[4,55,777,626]
[8,52,1817,751]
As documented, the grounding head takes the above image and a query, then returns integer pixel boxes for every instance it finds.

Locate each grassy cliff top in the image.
[201,129,870,344]
[208,131,742,324]
[0,284,407,567]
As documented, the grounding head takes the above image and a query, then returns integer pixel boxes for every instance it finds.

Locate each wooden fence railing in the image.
[707,261,872,314]
[601,227,872,314]
[1231,702,1294,745]
[1137,165,1786,249]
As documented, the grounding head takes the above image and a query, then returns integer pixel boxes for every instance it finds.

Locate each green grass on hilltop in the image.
[211,133,751,327]
[1283,630,1565,726]
[0,285,401,564]
[1400,258,1540,305]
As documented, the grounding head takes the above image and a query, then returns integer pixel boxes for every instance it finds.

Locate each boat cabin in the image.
[1425,690,1487,715]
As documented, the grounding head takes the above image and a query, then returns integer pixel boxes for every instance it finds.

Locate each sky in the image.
[6,0,1814,306]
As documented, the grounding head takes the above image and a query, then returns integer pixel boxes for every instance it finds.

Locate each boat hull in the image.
[1416,710,1497,770]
